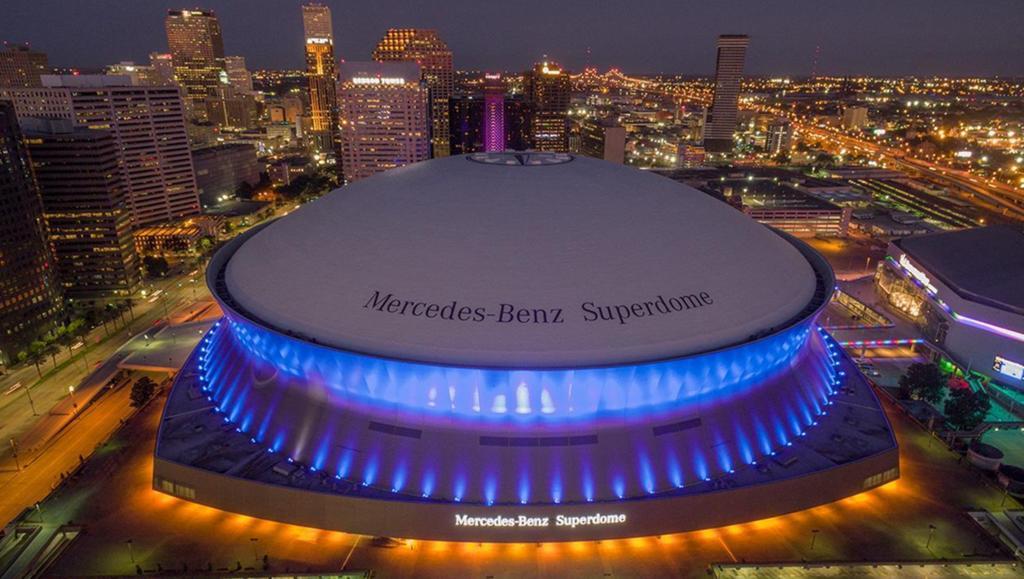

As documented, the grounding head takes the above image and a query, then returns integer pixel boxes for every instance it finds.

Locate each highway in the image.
[580,70,1024,223]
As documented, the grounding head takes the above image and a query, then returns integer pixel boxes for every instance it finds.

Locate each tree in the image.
[130,376,157,407]
[43,341,60,369]
[21,340,47,378]
[142,255,170,278]
[898,362,944,403]
[944,388,991,432]
[236,181,256,200]
[814,152,837,168]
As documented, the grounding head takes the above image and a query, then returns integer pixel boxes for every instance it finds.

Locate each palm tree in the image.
[21,341,47,379]
[44,341,60,369]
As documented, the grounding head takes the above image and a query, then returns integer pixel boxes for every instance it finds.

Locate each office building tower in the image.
[224,56,253,93]
[373,29,453,158]
[149,52,177,85]
[206,85,260,129]
[0,101,63,363]
[1,75,199,226]
[765,118,792,155]
[302,3,338,155]
[842,106,869,130]
[703,34,749,153]
[165,9,227,121]
[22,118,140,299]
[504,95,531,151]
[106,61,161,86]
[192,143,260,207]
[525,60,570,151]
[337,62,429,182]
[449,95,483,154]
[482,73,505,152]
[0,43,49,88]
[575,117,626,163]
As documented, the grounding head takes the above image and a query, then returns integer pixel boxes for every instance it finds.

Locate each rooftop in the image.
[897,225,1024,314]
[221,154,823,368]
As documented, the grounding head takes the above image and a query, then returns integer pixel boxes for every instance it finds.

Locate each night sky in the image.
[3,0,1022,76]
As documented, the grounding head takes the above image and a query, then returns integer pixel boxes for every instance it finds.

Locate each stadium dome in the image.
[224,153,817,367]
[155,154,898,542]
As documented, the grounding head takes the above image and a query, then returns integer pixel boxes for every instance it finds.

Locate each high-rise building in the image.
[224,56,253,93]
[482,73,505,152]
[301,3,338,155]
[574,117,626,164]
[22,118,140,300]
[165,9,227,121]
[206,85,260,129]
[192,143,260,207]
[337,62,429,182]
[106,61,161,86]
[373,29,453,158]
[1,75,199,227]
[504,94,532,151]
[149,52,177,85]
[703,34,749,153]
[0,43,49,88]
[525,61,570,151]
[449,94,483,155]
[842,106,869,130]
[766,118,792,156]
[0,101,63,362]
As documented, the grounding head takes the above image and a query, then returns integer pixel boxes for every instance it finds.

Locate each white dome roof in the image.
[224,154,819,367]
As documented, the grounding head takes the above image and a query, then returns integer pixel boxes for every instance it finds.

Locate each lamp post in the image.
[250,537,259,568]
[810,528,820,551]
[926,524,937,550]
[68,385,77,414]
[10,438,20,471]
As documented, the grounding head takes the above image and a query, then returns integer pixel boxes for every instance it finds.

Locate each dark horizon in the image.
[2,0,1023,77]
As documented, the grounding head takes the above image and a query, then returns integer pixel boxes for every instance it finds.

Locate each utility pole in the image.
[22,383,38,416]
[10,438,20,471]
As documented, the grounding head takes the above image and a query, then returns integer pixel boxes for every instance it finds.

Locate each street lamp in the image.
[926,523,937,550]
[250,537,259,569]
[68,385,77,413]
[810,528,820,551]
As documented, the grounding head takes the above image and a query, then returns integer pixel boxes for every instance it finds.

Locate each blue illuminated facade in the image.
[178,224,851,507]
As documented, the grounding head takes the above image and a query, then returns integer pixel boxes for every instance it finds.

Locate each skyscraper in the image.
[224,56,253,93]
[525,60,571,151]
[574,117,626,164]
[482,73,506,152]
[149,52,176,85]
[703,34,749,153]
[337,62,429,182]
[765,118,792,156]
[373,29,453,158]
[1,75,199,227]
[448,94,483,154]
[164,9,227,121]
[0,42,49,88]
[22,118,141,300]
[302,3,338,155]
[0,101,63,363]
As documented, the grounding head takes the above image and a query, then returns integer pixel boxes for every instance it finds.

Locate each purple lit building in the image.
[482,73,505,152]
[876,226,1024,390]
[155,153,898,541]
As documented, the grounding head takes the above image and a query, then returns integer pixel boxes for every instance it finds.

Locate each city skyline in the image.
[2,0,1023,77]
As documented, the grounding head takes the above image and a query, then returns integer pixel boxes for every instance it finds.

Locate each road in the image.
[0,267,209,465]
[799,125,1024,222]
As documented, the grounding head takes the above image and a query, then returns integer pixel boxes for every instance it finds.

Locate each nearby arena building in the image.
[154,153,898,542]
[876,225,1024,390]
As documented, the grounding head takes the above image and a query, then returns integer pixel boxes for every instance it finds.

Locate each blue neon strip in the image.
[192,321,845,505]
